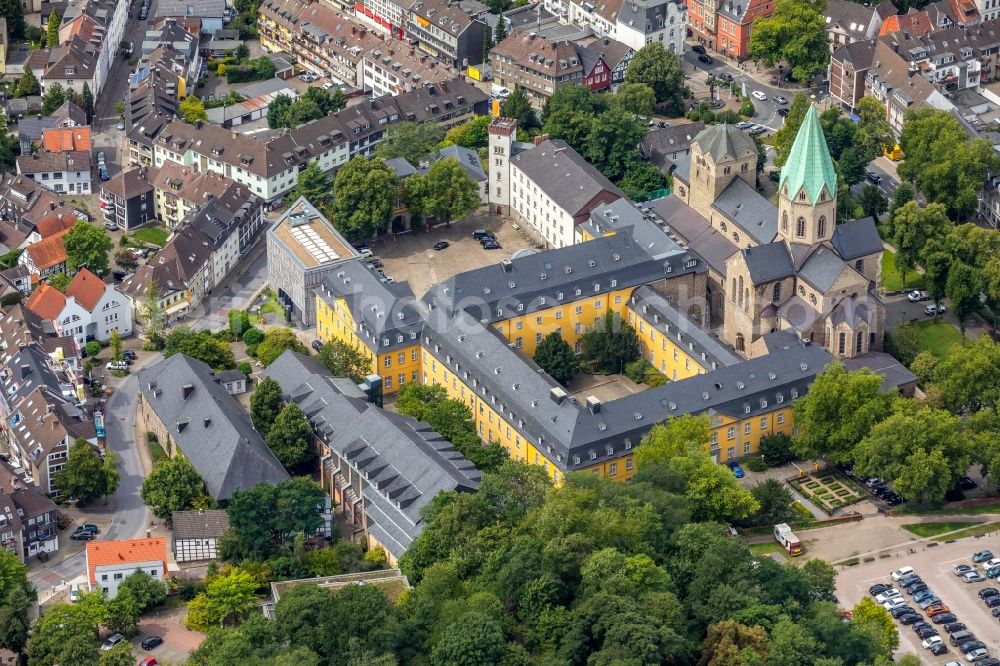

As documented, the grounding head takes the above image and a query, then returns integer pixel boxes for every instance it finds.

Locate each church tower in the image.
[488,117,517,215]
[776,105,838,248]
[686,124,758,220]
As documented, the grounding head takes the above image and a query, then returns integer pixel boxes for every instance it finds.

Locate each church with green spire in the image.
[671,105,885,361]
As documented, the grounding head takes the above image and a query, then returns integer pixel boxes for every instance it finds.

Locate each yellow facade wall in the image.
[625,307,707,382]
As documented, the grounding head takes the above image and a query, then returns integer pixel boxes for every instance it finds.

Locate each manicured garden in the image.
[788,470,866,515]
[131,226,169,247]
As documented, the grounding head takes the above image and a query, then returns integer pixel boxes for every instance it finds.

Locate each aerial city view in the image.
[1,0,1000,661]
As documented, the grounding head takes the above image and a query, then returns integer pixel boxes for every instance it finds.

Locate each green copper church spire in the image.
[779,105,838,205]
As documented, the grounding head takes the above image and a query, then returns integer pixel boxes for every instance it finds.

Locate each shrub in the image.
[739,99,755,117]
[743,455,768,472]
[242,327,264,346]
[0,291,22,307]
[238,361,253,376]
[760,432,795,467]
[84,341,102,357]
[643,368,669,387]
[624,358,652,384]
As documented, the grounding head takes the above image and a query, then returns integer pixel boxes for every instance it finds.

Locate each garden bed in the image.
[788,470,866,515]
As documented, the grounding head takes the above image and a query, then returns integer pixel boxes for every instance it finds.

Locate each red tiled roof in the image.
[35,212,78,238]
[86,538,168,586]
[65,267,107,311]
[25,229,70,272]
[25,281,67,320]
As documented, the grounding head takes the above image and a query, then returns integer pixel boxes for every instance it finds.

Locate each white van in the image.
[491,84,511,99]
[891,566,914,581]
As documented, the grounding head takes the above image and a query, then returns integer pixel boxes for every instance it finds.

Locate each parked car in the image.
[140,636,163,650]
[751,91,768,101]
[869,583,892,596]
[697,54,715,64]
[964,571,986,583]
[930,643,949,656]
[865,171,882,185]
[899,613,922,625]
[311,340,323,352]
[357,247,373,258]
[777,108,790,117]
[955,564,975,576]
[736,121,753,130]
[101,634,125,651]
[906,583,928,595]
[105,222,118,231]
[472,229,494,240]
[482,240,502,250]
[365,258,383,269]
[912,622,932,634]
[123,351,136,362]
[433,241,450,251]
[944,622,967,633]
[717,72,734,82]
[918,596,942,609]
[961,642,988,655]
[71,527,96,540]
[980,557,1000,571]
[97,151,106,165]
[773,95,788,104]
[890,605,915,618]
[928,604,952,617]
[907,290,930,302]
[973,550,994,563]
[966,648,990,662]
[987,565,1000,579]
[922,636,944,649]
[916,626,939,640]
[977,659,1000,666]
[985,596,1000,608]
[692,44,706,54]
[69,583,80,603]
[958,476,977,490]
[728,461,745,478]
[932,613,958,625]
[106,361,128,371]
[138,658,158,666]
[884,597,907,610]
[925,303,946,316]
[899,573,922,586]
[913,590,935,603]
[116,119,125,130]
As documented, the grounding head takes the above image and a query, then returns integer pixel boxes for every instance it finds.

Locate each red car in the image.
[138,658,158,666]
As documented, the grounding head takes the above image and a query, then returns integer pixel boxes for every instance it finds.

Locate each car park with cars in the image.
[876,589,901,603]
[955,564,974,576]
[972,550,994,563]
[932,612,958,624]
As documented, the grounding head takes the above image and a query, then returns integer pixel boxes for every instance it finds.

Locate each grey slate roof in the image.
[317,260,424,353]
[711,178,778,245]
[739,242,794,283]
[263,351,481,560]
[424,230,704,324]
[137,354,289,500]
[581,198,687,260]
[648,195,737,275]
[629,286,741,369]
[171,509,230,540]
[843,352,917,393]
[158,0,225,18]
[510,139,623,217]
[831,217,883,260]
[437,145,485,182]
[383,157,417,179]
[693,123,757,162]
[798,246,848,292]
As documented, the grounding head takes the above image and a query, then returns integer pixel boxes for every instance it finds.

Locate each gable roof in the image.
[712,177,778,245]
[25,281,68,321]
[510,139,623,217]
[86,538,168,585]
[739,241,795,283]
[25,229,70,272]
[136,354,289,499]
[779,105,838,205]
[171,509,230,540]
[65,267,108,311]
[831,217,884,260]
[798,246,849,292]
[694,123,757,162]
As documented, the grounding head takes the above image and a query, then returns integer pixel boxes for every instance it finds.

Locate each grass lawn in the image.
[882,250,925,292]
[902,521,981,538]
[132,226,169,247]
[909,320,964,359]
[900,501,1000,516]
[750,542,785,556]
[147,438,167,464]
[934,521,1000,542]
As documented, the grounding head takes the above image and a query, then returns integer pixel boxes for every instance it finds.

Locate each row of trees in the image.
[250,377,316,469]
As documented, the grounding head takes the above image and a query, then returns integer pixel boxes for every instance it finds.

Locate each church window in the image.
[796,217,806,237]
[724,166,731,175]
[738,276,744,308]
[856,330,864,353]
[838,332,846,355]
[741,163,748,172]
[854,259,863,272]
[772,282,781,302]
[810,294,817,305]
[736,333,745,351]
[743,288,749,312]
[799,191,806,201]
[782,211,788,232]
[732,232,739,243]
[731,278,737,302]
[818,216,827,238]
[799,285,805,296]
[720,221,727,232]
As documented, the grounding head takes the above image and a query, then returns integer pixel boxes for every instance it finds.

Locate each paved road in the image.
[29,373,150,591]
[682,51,793,131]
[187,240,269,331]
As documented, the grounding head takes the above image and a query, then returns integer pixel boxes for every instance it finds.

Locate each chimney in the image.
[533,133,550,145]
[203,416,210,427]
[586,395,601,413]
[549,386,567,404]
[182,383,193,399]
[500,259,513,272]
[176,417,189,431]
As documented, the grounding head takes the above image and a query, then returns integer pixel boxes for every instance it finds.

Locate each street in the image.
[681,50,794,131]
[188,240,269,331]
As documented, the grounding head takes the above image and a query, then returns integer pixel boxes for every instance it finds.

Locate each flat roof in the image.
[270,197,357,270]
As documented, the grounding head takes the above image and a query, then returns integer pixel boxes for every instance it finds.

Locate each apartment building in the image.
[825,0,894,51]
[100,167,155,231]
[150,162,236,228]
[52,0,129,96]
[0,460,60,563]
[25,269,133,346]
[87,538,169,598]
[865,40,955,132]
[355,0,409,37]
[540,0,686,53]
[829,41,876,112]
[407,0,486,68]
[687,0,773,59]
[362,44,457,97]
[16,152,92,195]
[491,32,584,108]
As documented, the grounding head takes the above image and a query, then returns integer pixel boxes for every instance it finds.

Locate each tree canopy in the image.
[266,402,316,469]
[623,43,688,115]
[533,331,580,385]
[140,456,206,520]
[64,222,113,275]
[164,326,236,370]
[748,0,830,81]
[316,338,372,382]
[331,157,397,241]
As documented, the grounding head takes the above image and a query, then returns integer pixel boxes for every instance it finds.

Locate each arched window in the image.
[854,259,863,272]
[855,330,864,353]
[741,163,748,172]
[724,166,731,176]
[743,288,749,312]
[731,278,737,302]
[799,191,806,201]
[720,221,728,232]
[738,276,744,308]
[796,217,806,237]
[736,333,745,351]
[732,232,740,243]
[782,211,788,232]
[818,216,827,238]
[810,293,817,305]
[772,282,781,302]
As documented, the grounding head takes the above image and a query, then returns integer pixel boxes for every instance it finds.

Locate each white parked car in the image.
[907,290,929,302]
[923,636,943,649]
[69,583,80,603]
[883,597,907,610]
[925,303,946,316]
[875,589,900,603]
[891,566,914,581]
[981,557,1000,571]
[751,90,767,101]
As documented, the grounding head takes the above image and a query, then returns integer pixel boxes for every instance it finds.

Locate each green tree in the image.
[140,456,205,520]
[494,15,507,43]
[316,338,372,382]
[142,281,165,342]
[792,363,893,463]
[860,184,887,221]
[744,478,796,527]
[54,439,105,503]
[854,403,968,503]
[256,327,309,366]
[0,583,31,656]
[699,621,769,666]
[619,160,666,199]
[222,477,325,560]
[932,336,1000,413]
[2,0,26,40]
[580,311,641,374]
[611,82,656,117]
[41,82,67,115]
[27,602,101,666]
[624,43,687,114]
[267,93,293,128]
[748,0,829,81]
[80,82,94,119]
[542,85,606,123]
[228,309,251,338]
[14,68,40,98]
[291,161,333,216]
[180,96,208,124]
[331,157,397,241]
[772,94,810,167]
[910,350,938,387]
[117,570,167,612]
[48,272,71,292]
[899,106,1000,220]
[46,10,60,47]
[854,96,894,161]
[533,331,579,385]
[110,328,122,363]
[851,597,899,656]
[99,643,135,666]
[186,568,259,630]
[376,122,444,165]
[431,612,507,666]
[63,221,113,275]
[114,249,138,270]
[250,376,284,432]
[273,585,338,660]
[759,432,795,467]
[888,201,950,288]
[266,402,315,469]
[164,326,235,369]
[414,157,481,225]
[584,107,645,181]
[442,115,492,149]
[99,449,120,504]
[500,87,538,131]
[946,260,981,336]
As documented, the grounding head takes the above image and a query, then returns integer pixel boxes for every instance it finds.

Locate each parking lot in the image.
[372,215,536,298]
[131,616,205,664]
[836,536,1000,664]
